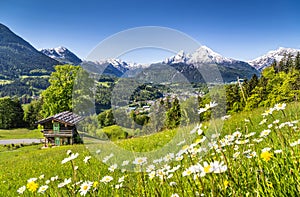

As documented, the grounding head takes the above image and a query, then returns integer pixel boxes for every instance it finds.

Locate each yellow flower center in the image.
[204,165,211,173]
[83,185,88,191]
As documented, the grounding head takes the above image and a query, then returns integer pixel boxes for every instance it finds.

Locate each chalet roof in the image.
[36,111,84,126]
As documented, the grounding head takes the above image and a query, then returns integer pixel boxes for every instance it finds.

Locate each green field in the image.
[0,128,43,139]
[0,102,300,196]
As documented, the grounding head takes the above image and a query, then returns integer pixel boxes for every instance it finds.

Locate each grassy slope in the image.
[0,102,299,196]
[0,128,43,139]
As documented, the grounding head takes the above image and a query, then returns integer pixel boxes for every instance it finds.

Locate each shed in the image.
[36,111,84,146]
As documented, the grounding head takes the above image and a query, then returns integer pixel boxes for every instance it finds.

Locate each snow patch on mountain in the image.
[163,46,235,65]
[248,47,300,70]
[40,46,82,65]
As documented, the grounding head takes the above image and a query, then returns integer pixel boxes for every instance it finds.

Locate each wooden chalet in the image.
[36,111,84,146]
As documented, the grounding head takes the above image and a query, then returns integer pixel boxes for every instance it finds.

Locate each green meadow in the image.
[0,102,299,196]
[0,128,43,139]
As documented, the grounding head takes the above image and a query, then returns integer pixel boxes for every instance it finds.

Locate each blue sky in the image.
[1,0,300,63]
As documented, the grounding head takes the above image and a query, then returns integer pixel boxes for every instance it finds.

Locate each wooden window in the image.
[53,122,60,134]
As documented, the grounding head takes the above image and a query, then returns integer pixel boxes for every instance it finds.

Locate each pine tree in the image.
[295,52,300,70]
[165,97,181,129]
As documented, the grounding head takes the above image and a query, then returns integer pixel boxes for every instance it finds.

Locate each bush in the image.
[101,125,127,140]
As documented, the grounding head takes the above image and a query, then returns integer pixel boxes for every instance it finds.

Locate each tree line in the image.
[226,52,300,113]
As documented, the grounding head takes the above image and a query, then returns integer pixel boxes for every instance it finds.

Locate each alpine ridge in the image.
[248,47,300,70]
[40,46,82,65]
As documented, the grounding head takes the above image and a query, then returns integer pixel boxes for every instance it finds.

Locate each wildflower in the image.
[133,157,147,165]
[171,165,182,172]
[153,157,163,164]
[261,147,271,152]
[259,119,267,125]
[27,181,38,192]
[50,176,58,182]
[27,178,38,182]
[164,153,175,162]
[39,174,45,180]
[100,176,113,184]
[177,140,185,146]
[37,185,48,193]
[233,145,239,150]
[221,115,231,120]
[182,168,194,177]
[93,181,98,188]
[115,183,123,189]
[108,164,118,172]
[198,102,218,114]
[245,151,257,158]
[245,132,256,138]
[260,129,271,137]
[243,149,251,154]
[79,181,93,196]
[146,165,156,173]
[118,176,125,183]
[224,180,229,188]
[170,181,177,186]
[262,108,274,116]
[208,101,218,108]
[58,178,72,188]
[83,156,91,163]
[232,131,242,138]
[62,153,79,164]
[122,160,129,166]
[211,161,227,173]
[253,138,263,143]
[190,124,203,135]
[148,171,156,180]
[102,153,114,163]
[211,133,220,139]
[261,151,272,162]
[274,103,286,111]
[96,149,101,154]
[171,193,179,197]
[201,161,213,174]
[17,186,26,194]
[175,155,183,161]
[235,139,249,145]
[268,124,273,129]
[45,180,50,184]
[273,119,280,124]
[198,107,207,114]
[290,139,300,147]
[244,119,250,122]
[66,150,72,155]
[199,136,207,144]
[274,149,283,154]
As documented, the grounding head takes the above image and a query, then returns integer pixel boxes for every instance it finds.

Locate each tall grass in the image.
[0,102,299,196]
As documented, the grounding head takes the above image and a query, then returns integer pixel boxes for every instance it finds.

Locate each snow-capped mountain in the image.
[160,46,259,82]
[41,46,82,65]
[163,46,235,65]
[84,45,259,82]
[248,47,300,70]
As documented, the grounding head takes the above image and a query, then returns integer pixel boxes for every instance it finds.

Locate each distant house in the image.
[36,111,84,146]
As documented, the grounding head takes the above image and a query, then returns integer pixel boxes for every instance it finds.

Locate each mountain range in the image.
[1,22,300,83]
